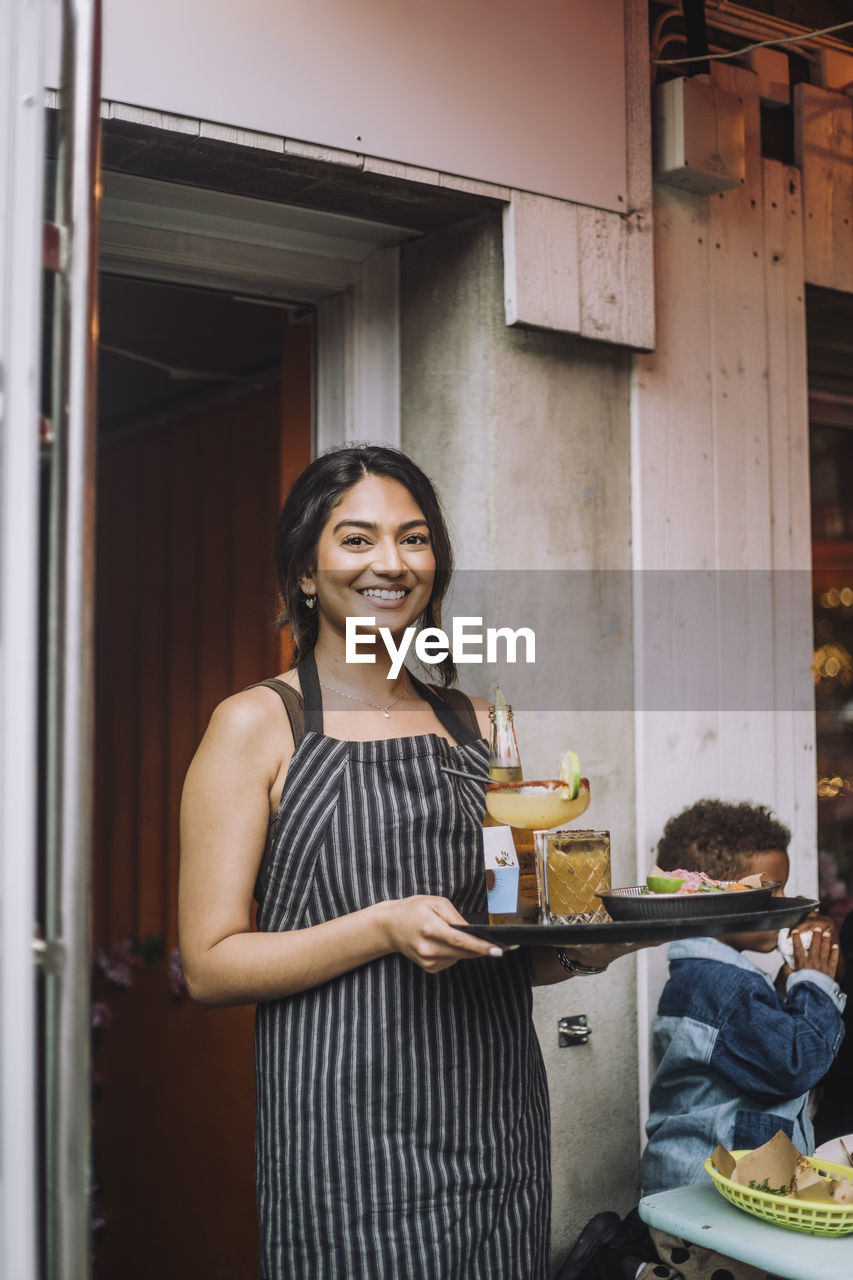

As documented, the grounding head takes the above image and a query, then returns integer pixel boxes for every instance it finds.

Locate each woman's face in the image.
[300,474,436,642]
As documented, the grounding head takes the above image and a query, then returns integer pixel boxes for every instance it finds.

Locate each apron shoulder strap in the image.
[253,656,481,747]
[431,685,481,740]
[410,677,481,745]
[246,678,307,749]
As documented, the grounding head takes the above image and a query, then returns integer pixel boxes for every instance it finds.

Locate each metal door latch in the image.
[558,1015,590,1047]
[32,929,65,976]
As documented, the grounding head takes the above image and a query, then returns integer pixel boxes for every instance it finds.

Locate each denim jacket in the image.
[641,936,846,1195]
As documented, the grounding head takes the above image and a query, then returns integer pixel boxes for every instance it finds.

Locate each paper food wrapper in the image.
[710,1131,853,1205]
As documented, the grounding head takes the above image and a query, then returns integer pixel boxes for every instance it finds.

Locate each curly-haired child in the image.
[641,798,845,1196]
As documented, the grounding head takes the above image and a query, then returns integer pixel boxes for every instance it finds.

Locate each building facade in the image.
[2,1,852,1276]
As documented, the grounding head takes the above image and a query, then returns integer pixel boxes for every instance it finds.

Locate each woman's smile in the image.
[356,585,411,606]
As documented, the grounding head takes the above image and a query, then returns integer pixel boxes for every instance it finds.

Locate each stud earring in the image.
[302,592,316,610]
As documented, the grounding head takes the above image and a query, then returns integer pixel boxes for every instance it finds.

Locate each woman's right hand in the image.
[380,895,504,973]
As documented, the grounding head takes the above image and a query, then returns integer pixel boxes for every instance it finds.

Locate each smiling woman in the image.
[177,444,624,1280]
[273,445,454,687]
[298,472,437,676]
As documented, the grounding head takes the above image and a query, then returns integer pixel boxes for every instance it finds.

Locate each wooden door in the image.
[92,321,312,1279]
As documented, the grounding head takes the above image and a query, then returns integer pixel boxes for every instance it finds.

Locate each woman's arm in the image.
[178,689,502,1007]
[527,941,658,985]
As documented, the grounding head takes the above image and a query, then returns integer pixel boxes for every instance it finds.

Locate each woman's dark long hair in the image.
[275,444,457,686]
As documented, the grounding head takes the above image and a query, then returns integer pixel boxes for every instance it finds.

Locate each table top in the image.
[639,1183,853,1280]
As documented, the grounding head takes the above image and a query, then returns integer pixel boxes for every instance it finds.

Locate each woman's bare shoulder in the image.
[182,677,301,824]
[204,676,299,751]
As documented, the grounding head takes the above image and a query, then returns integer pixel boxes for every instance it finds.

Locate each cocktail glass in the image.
[484,779,591,830]
[535,828,611,924]
[484,779,591,922]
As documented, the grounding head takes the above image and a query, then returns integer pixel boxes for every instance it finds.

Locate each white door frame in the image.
[98,171,408,451]
[0,3,47,1277]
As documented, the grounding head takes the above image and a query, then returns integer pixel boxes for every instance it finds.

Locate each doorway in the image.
[91,275,312,1279]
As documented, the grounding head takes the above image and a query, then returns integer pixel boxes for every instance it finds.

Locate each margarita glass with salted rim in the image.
[484,779,591,923]
[484,778,591,830]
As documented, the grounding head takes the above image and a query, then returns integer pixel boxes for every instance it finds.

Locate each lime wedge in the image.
[492,686,508,727]
[559,749,581,800]
[646,875,685,894]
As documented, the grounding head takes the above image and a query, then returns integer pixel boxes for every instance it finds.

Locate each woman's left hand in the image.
[572,939,661,967]
[530,938,664,985]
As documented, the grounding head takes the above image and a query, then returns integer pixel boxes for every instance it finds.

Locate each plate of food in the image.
[599,869,781,921]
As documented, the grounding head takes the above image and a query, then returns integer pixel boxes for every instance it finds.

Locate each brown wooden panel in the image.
[96,379,298,949]
[795,83,853,294]
[278,317,314,669]
[198,411,234,726]
[92,308,312,1280]
[136,431,170,938]
[165,423,202,951]
[279,317,313,499]
[104,443,141,943]
[93,451,117,945]
[232,382,282,692]
[92,968,257,1280]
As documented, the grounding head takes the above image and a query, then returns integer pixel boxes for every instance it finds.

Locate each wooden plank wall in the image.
[632,64,813,840]
[796,83,853,293]
[631,64,815,1110]
[93,379,284,951]
[632,65,853,893]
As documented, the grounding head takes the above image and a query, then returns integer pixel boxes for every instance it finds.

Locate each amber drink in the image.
[541,829,611,923]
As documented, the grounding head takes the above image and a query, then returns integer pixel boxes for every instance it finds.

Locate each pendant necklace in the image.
[319,679,409,719]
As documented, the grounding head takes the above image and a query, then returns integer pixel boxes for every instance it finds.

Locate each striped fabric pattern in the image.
[255,730,550,1279]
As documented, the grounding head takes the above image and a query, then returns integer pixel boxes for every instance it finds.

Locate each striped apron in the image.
[254,656,550,1278]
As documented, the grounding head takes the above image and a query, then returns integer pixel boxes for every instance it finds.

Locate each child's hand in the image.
[791,914,840,979]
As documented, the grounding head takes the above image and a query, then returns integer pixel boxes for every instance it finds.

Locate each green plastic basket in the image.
[704,1150,853,1237]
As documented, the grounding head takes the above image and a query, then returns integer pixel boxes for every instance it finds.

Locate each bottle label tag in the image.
[482,825,518,869]
[482,825,519,914]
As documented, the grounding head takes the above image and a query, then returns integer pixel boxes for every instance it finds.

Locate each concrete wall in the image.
[400,213,638,1267]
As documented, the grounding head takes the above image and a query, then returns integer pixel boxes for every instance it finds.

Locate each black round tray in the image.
[455,897,819,946]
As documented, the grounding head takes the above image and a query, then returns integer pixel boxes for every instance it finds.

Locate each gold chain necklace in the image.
[319,679,409,719]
